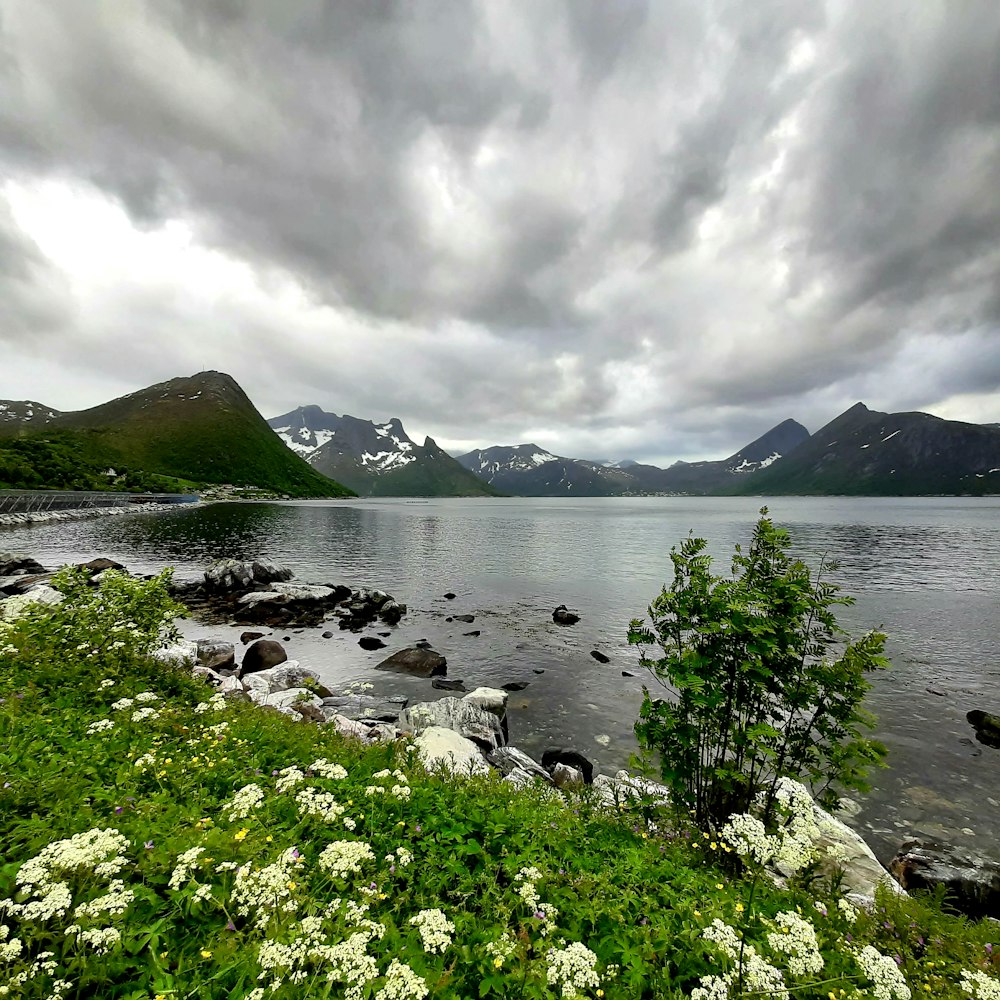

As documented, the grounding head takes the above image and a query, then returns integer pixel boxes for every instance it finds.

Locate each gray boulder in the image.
[462,687,508,717]
[552,605,580,626]
[152,639,198,668]
[401,698,505,751]
[552,763,585,788]
[375,646,446,677]
[488,746,553,783]
[264,688,322,712]
[320,694,408,722]
[241,638,288,674]
[541,748,594,784]
[196,639,236,672]
[890,840,1000,919]
[0,585,64,619]
[203,558,293,591]
[967,710,1000,749]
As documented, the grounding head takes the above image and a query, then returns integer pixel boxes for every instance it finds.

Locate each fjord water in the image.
[6,496,999,862]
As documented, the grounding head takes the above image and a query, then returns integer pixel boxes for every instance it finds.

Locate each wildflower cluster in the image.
[766,910,824,976]
[694,918,788,1000]
[408,908,454,954]
[545,941,601,998]
[854,944,912,1000]
[961,969,1000,1000]
[318,841,375,879]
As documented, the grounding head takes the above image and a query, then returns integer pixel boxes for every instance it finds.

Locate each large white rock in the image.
[250,661,321,693]
[462,687,509,717]
[591,770,672,809]
[238,583,333,606]
[0,585,64,619]
[263,687,322,712]
[414,726,490,776]
[400,698,504,750]
[152,639,198,667]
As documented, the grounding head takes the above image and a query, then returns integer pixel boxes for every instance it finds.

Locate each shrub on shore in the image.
[0,570,996,998]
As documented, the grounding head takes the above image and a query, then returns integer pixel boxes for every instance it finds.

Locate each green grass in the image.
[0,572,996,999]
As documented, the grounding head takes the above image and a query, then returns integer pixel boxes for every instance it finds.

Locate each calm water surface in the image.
[4,496,999,862]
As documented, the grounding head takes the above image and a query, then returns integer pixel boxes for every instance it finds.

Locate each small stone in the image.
[432,678,467,691]
[452,614,475,624]
[621,670,635,677]
[552,605,580,626]
[358,636,387,651]
[463,630,481,637]
[322,631,334,639]
[533,668,545,674]
[590,650,610,663]
[502,681,529,692]
[444,592,456,600]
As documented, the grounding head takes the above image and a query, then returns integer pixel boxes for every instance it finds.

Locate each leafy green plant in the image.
[628,508,889,830]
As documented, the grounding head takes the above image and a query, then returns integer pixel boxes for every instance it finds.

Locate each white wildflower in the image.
[408,908,454,954]
[275,766,306,793]
[721,814,779,865]
[485,930,516,967]
[99,679,115,689]
[168,846,205,890]
[855,945,911,1000]
[225,783,266,821]
[390,784,411,800]
[374,958,429,1000]
[130,707,160,722]
[961,970,1000,1000]
[295,787,345,821]
[318,841,375,879]
[311,759,348,780]
[766,911,823,976]
[545,941,600,998]
[134,691,159,703]
[110,698,134,711]
[73,880,134,918]
[837,897,859,923]
[86,719,115,735]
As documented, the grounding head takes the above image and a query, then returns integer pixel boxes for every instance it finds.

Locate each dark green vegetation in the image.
[0,432,194,492]
[1,570,996,998]
[0,373,354,498]
[733,403,1000,496]
[268,407,500,497]
[629,509,889,829]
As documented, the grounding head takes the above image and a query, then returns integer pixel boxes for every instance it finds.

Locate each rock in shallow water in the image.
[890,840,1000,918]
[400,698,505,751]
[375,646,447,677]
[241,638,288,674]
[552,604,580,625]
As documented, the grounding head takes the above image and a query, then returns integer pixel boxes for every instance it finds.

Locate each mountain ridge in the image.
[0,372,354,497]
[268,406,499,497]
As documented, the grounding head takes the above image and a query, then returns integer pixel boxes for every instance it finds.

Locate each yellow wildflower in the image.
[200,950,212,959]
[234,828,249,842]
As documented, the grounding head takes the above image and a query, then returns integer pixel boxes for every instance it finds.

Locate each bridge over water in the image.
[0,490,199,515]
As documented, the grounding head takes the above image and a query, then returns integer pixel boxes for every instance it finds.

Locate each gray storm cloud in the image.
[0,0,997,462]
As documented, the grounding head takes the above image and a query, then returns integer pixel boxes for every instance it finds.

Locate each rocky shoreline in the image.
[2,550,998,919]
[0,501,183,528]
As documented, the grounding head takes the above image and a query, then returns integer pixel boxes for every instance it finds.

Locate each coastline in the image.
[0,501,194,528]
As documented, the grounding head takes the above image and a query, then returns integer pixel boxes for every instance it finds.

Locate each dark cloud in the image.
[0,0,997,463]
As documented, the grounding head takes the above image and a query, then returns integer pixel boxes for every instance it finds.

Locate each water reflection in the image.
[4,495,999,863]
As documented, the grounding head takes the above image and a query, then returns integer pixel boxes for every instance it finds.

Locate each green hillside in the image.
[3,372,354,498]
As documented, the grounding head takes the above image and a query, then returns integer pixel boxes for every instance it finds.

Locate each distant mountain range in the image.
[736,403,1000,496]
[0,372,353,497]
[457,419,812,496]
[3,373,998,497]
[268,405,499,497]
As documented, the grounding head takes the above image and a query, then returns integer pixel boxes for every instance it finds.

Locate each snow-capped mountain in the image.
[0,400,61,428]
[457,420,811,496]
[456,444,636,496]
[268,406,498,497]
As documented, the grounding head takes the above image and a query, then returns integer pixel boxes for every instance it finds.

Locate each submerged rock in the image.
[431,678,467,692]
[552,605,580,626]
[358,636,387,651]
[967,710,1000,749]
[375,646,447,677]
[320,694,407,722]
[590,650,610,664]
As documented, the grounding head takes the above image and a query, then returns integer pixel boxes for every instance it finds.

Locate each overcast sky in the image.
[1,1,999,464]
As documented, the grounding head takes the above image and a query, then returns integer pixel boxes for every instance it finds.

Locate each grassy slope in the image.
[0,573,995,999]
[50,372,354,498]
